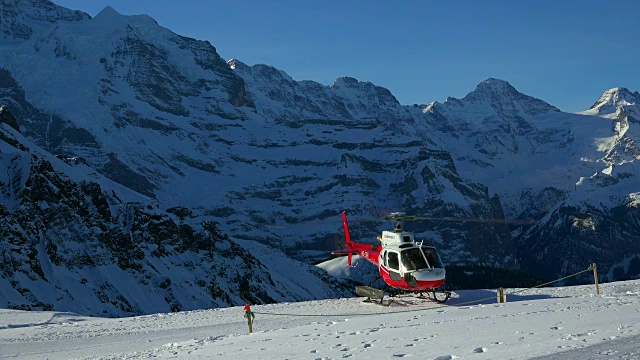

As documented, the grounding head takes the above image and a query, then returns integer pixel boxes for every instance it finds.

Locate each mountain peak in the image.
[90,5,158,30]
[470,78,518,97]
[92,5,127,28]
[330,77,400,106]
[227,58,249,72]
[459,78,560,115]
[331,76,361,88]
[96,5,121,18]
[589,87,639,114]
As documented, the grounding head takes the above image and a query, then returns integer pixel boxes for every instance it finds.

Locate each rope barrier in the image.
[504,267,594,297]
[251,266,595,318]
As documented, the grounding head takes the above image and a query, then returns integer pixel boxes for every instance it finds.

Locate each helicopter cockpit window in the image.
[387,252,399,271]
[423,248,443,268]
[401,248,428,271]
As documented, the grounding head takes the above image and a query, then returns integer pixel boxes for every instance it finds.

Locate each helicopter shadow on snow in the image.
[446,289,562,307]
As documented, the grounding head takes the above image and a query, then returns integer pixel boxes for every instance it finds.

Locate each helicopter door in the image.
[386,252,402,282]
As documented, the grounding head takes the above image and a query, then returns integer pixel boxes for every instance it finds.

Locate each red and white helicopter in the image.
[334,211,451,304]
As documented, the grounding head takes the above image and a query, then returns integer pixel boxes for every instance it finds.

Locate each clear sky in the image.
[53,0,639,112]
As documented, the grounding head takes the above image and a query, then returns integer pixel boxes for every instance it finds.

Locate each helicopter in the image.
[333,211,451,304]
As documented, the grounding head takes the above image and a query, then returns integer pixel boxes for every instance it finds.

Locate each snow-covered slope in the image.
[0,0,87,44]
[1,280,639,359]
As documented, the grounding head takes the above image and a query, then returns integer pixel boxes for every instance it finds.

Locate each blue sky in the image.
[54,0,638,112]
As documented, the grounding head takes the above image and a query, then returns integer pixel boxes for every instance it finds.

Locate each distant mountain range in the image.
[1,0,639,315]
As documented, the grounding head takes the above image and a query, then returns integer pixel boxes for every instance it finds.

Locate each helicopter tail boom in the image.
[342,211,353,265]
[335,211,381,267]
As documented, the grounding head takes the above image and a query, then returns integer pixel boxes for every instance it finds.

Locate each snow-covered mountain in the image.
[410,81,640,282]
[588,87,640,116]
[0,105,352,316]
[1,0,639,315]
[0,0,516,266]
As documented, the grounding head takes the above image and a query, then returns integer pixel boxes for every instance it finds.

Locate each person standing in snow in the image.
[244,303,255,333]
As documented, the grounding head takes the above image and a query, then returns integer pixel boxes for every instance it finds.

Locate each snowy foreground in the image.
[1,281,639,359]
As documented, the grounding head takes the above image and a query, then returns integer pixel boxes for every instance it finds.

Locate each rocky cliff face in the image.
[517,203,640,284]
[0,106,352,316]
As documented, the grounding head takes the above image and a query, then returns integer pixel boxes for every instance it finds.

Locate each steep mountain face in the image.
[0,1,252,199]
[456,78,560,116]
[228,59,410,125]
[222,60,514,266]
[412,80,616,218]
[0,0,87,42]
[589,87,640,115]
[517,202,640,284]
[408,81,640,281]
[0,107,352,316]
[514,91,640,282]
[0,68,99,156]
[0,1,513,268]
[0,0,639,315]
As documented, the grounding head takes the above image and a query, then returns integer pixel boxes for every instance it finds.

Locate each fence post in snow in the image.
[497,287,506,303]
[592,263,600,296]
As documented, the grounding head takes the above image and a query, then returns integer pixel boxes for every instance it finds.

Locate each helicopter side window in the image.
[387,252,399,271]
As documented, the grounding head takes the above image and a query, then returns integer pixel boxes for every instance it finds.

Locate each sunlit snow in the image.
[1,280,638,359]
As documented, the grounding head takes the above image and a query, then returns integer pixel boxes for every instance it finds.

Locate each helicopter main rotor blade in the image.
[263,214,537,227]
[408,216,537,225]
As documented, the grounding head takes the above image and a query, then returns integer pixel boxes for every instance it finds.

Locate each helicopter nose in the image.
[404,272,418,288]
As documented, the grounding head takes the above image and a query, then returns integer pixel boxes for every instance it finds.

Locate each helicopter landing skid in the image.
[416,290,451,303]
